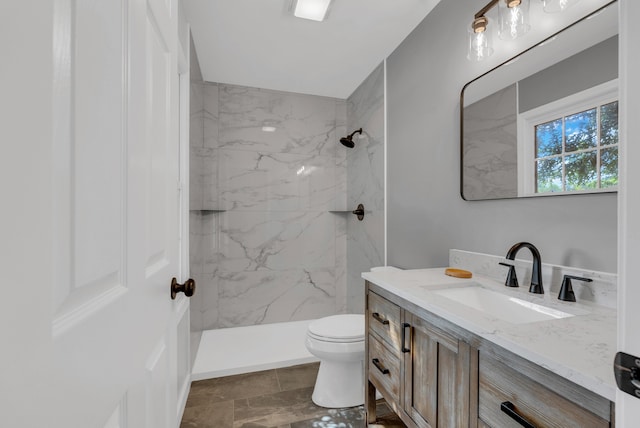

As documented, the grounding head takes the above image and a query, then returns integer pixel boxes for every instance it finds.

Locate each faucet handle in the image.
[558,275,593,302]
[499,262,519,288]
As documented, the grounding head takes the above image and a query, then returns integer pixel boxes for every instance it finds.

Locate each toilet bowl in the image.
[305,314,365,408]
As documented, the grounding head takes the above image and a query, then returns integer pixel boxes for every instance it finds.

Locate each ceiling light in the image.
[293,0,332,22]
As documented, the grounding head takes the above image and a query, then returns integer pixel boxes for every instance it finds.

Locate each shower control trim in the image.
[352,204,365,221]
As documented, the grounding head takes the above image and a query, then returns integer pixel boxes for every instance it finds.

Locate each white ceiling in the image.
[182,0,442,99]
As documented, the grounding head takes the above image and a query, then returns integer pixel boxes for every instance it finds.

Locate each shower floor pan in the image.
[191,319,319,381]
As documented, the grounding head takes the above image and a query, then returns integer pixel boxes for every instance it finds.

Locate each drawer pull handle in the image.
[372,358,390,375]
[500,401,536,428]
[372,312,389,325]
[401,322,411,353]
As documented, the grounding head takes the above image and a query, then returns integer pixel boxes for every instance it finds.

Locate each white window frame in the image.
[517,79,619,197]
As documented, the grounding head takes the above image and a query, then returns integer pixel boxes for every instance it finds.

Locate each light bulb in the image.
[498,0,530,40]
[467,19,493,61]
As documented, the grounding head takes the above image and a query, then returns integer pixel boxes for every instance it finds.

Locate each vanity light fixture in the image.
[292,0,333,22]
[467,0,580,61]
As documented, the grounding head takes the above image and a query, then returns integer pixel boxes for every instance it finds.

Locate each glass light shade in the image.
[498,0,530,40]
[467,26,493,62]
[294,0,332,21]
[542,0,582,13]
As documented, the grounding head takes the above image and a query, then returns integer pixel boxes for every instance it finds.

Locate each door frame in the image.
[617,0,640,425]
[175,21,192,422]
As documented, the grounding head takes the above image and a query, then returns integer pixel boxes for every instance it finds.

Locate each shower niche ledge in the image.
[330,204,365,220]
[190,209,226,214]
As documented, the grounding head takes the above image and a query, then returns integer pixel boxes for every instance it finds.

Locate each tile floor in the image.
[181,362,406,428]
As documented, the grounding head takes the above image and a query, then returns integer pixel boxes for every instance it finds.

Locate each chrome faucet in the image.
[505,242,543,294]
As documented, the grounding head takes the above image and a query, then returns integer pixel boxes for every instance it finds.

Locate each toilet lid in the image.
[308,314,364,342]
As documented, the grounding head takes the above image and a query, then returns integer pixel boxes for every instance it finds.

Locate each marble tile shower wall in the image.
[191,82,348,330]
[346,63,385,314]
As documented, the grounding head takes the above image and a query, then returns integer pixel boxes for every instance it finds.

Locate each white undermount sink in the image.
[432,285,581,324]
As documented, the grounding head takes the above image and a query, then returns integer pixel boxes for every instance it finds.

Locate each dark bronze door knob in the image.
[171,277,195,300]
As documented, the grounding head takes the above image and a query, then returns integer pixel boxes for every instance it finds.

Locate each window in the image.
[518,80,618,196]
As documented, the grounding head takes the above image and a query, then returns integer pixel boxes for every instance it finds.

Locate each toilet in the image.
[305,314,365,408]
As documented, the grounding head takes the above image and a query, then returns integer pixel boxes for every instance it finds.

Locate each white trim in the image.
[383,58,388,267]
[517,79,618,197]
[616,0,640,423]
[178,41,190,281]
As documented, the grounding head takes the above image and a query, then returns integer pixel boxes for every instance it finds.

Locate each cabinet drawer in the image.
[368,291,401,351]
[368,334,401,403]
[478,354,610,428]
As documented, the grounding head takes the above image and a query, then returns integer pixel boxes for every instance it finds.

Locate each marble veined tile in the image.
[219,149,338,212]
[347,134,384,210]
[190,147,219,210]
[189,211,204,272]
[462,84,518,200]
[334,214,347,314]
[218,269,337,327]
[190,149,204,211]
[190,81,204,149]
[347,209,384,314]
[347,62,384,137]
[218,84,339,156]
[218,211,336,271]
[345,62,385,315]
[203,83,219,149]
[335,100,348,211]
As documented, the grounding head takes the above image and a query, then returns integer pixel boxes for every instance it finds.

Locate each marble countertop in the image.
[362,267,617,401]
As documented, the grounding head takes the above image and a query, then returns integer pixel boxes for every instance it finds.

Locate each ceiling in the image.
[182,0,442,99]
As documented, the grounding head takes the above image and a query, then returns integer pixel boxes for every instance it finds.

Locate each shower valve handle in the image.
[352,204,365,221]
[171,277,195,300]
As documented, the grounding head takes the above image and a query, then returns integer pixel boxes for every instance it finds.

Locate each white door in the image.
[0,0,188,426]
[618,0,640,426]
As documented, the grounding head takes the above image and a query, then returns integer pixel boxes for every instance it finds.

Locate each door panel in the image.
[404,314,437,428]
[146,337,172,428]
[52,0,127,327]
[46,0,181,424]
[8,0,184,425]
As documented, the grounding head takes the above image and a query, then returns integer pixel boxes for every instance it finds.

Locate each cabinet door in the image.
[404,312,471,428]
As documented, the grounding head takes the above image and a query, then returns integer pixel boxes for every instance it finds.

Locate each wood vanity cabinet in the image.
[366,286,471,428]
[475,350,614,428]
[365,281,615,428]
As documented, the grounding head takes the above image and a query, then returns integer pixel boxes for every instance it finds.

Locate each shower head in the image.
[340,128,362,148]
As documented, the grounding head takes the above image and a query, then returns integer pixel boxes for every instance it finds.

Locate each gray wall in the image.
[387,0,617,272]
[346,63,385,313]
[519,35,618,113]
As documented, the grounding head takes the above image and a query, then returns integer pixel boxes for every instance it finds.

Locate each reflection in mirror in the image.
[461,1,618,201]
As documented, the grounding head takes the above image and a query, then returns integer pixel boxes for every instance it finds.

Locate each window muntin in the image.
[533,101,618,193]
[518,80,618,197]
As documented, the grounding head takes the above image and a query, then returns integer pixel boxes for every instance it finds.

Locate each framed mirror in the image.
[460,1,618,201]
